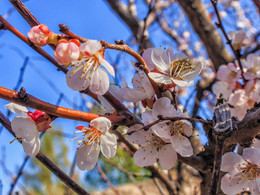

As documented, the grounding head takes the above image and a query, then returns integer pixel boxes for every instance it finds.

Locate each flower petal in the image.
[242,148,260,164]
[152,121,171,139]
[80,40,102,56]
[142,48,156,70]
[134,145,157,167]
[76,142,100,171]
[66,65,89,91]
[220,152,244,172]
[170,134,193,157]
[90,117,111,134]
[90,68,109,95]
[22,134,40,157]
[11,116,37,141]
[126,124,150,145]
[158,144,177,170]
[142,111,155,126]
[151,48,170,72]
[123,88,147,102]
[4,103,28,115]
[221,173,247,195]
[100,133,117,158]
[152,97,175,119]
[171,79,194,87]
[148,72,172,84]
[100,58,115,77]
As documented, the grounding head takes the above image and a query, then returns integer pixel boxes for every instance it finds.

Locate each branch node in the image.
[18,87,27,99]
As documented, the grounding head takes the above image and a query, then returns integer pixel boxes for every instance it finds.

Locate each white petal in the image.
[170,134,193,157]
[141,111,155,126]
[22,135,40,157]
[151,48,170,72]
[4,103,28,115]
[123,88,147,102]
[158,144,177,170]
[90,117,111,134]
[152,122,171,139]
[126,124,149,145]
[100,133,117,158]
[171,53,188,61]
[76,143,100,171]
[148,72,172,84]
[181,120,193,136]
[142,48,156,70]
[152,97,175,119]
[90,68,109,95]
[100,58,115,77]
[80,40,102,55]
[11,116,37,141]
[242,148,260,164]
[66,65,89,91]
[221,173,247,195]
[133,145,157,167]
[171,79,194,87]
[220,152,244,172]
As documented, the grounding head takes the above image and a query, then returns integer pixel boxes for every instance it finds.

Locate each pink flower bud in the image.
[27,110,52,132]
[54,39,80,66]
[27,24,52,47]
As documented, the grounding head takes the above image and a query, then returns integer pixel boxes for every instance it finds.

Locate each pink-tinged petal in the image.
[100,133,117,158]
[132,72,155,98]
[244,72,256,80]
[22,135,40,157]
[217,65,230,81]
[151,48,170,72]
[80,40,102,56]
[4,103,28,115]
[142,48,156,70]
[181,120,193,136]
[158,144,177,170]
[220,152,244,172]
[242,148,260,164]
[123,88,147,102]
[66,65,90,91]
[90,117,111,134]
[126,125,150,145]
[152,97,175,119]
[171,78,194,87]
[90,68,109,95]
[134,145,157,167]
[253,138,260,149]
[252,178,260,195]
[221,173,247,195]
[148,72,172,84]
[212,81,232,99]
[170,135,193,157]
[230,106,248,121]
[141,111,154,126]
[171,53,187,61]
[76,142,100,171]
[152,121,171,139]
[99,57,115,77]
[11,116,37,141]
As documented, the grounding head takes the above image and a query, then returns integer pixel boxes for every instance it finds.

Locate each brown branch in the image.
[0,111,90,195]
[59,24,88,43]
[96,164,121,195]
[0,86,125,124]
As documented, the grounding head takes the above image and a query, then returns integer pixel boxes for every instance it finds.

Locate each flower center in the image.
[69,56,101,90]
[74,126,102,146]
[238,160,260,182]
[168,121,186,140]
[169,58,199,80]
[150,135,166,150]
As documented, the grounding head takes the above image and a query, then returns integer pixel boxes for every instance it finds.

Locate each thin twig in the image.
[152,178,165,195]
[0,111,90,195]
[210,0,246,82]
[96,164,121,195]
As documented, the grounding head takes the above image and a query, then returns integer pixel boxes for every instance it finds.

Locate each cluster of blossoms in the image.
[5,103,52,157]
[28,25,115,95]
[220,147,260,195]
[127,97,193,169]
[212,46,260,121]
